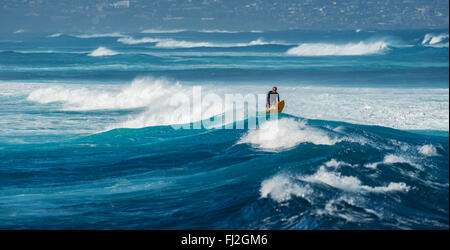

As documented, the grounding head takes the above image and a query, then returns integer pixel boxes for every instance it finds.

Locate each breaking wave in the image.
[88,46,119,57]
[117,36,284,48]
[286,40,390,56]
[47,33,63,38]
[23,80,449,131]
[25,77,230,129]
[73,32,126,39]
[27,77,172,111]
[260,164,411,204]
[418,144,439,157]
[260,174,313,203]
[140,29,186,34]
[238,118,345,151]
[364,154,422,169]
[300,166,410,193]
[139,29,262,34]
[422,33,449,48]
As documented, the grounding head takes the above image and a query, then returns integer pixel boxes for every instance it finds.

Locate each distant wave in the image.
[73,32,126,39]
[88,46,119,57]
[198,29,262,33]
[140,29,186,34]
[422,33,449,48]
[48,33,64,38]
[198,29,241,33]
[117,37,160,45]
[140,29,262,34]
[118,36,285,48]
[13,29,27,34]
[287,40,390,56]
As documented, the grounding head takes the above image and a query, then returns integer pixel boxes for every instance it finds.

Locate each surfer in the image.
[266,86,280,108]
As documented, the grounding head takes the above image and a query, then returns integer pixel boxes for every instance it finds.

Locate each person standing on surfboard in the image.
[266,86,280,108]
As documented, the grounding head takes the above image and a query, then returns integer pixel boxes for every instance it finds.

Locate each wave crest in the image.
[418,144,439,157]
[422,33,449,48]
[238,118,343,151]
[117,36,282,48]
[287,40,389,56]
[26,78,227,129]
[88,46,119,57]
[73,32,125,39]
[27,77,177,111]
[260,174,312,203]
[300,166,410,193]
[48,33,63,38]
[364,154,422,169]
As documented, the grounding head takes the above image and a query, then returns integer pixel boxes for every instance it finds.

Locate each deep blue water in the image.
[0,29,448,229]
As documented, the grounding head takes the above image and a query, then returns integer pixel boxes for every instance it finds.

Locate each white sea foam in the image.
[117,37,159,45]
[27,77,172,111]
[238,119,343,151]
[198,29,240,33]
[324,159,353,168]
[278,86,449,131]
[117,36,281,48]
[25,78,229,128]
[301,166,410,193]
[286,40,389,56]
[318,196,383,221]
[154,39,219,48]
[198,29,262,33]
[260,174,313,202]
[364,154,422,169]
[22,82,449,131]
[418,144,439,157]
[261,165,410,203]
[422,33,449,47]
[140,29,186,34]
[88,46,119,57]
[139,29,262,34]
[13,29,27,34]
[48,33,63,38]
[73,32,126,39]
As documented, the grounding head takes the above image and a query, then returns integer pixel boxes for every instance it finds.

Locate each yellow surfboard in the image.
[266,100,285,113]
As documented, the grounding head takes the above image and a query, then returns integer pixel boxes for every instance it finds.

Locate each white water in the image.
[422,33,449,47]
[364,154,422,169]
[117,36,283,48]
[261,165,410,203]
[88,47,119,57]
[287,40,390,56]
[22,80,449,131]
[260,174,313,203]
[238,119,343,151]
[418,144,439,157]
[300,166,410,193]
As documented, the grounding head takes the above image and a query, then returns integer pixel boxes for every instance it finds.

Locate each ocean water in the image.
[0,29,448,229]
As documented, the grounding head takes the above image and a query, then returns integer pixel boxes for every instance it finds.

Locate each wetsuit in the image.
[267,91,280,107]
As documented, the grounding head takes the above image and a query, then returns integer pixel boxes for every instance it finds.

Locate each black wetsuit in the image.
[267,91,280,106]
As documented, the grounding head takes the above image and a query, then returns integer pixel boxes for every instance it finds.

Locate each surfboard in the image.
[266,100,285,113]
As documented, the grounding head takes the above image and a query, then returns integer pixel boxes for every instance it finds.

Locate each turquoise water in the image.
[0,29,448,229]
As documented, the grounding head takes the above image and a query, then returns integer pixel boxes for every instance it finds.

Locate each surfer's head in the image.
[272,86,277,92]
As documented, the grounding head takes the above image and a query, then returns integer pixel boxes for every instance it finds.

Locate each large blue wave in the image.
[0,114,448,229]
